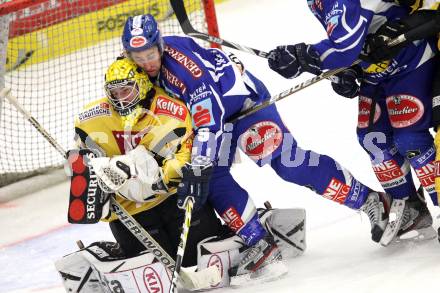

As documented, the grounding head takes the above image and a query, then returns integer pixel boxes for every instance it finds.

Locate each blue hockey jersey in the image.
[156,36,269,162]
[307,0,436,82]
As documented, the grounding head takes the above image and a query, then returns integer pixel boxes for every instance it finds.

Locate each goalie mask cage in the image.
[0,0,220,187]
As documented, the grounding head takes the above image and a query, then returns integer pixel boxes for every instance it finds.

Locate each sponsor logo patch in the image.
[191,99,214,128]
[415,147,435,165]
[372,159,407,188]
[240,121,283,160]
[325,3,342,36]
[130,36,147,48]
[112,131,147,153]
[78,102,111,121]
[221,207,244,232]
[161,67,187,95]
[323,178,350,204]
[357,96,381,128]
[207,254,223,288]
[154,96,187,121]
[386,95,424,128]
[189,82,212,104]
[143,266,164,293]
[415,161,436,194]
[326,15,339,36]
[164,46,202,78]
[364,60,390,74]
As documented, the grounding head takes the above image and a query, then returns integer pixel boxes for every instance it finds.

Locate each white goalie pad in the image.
[197,208,306,289]
[259,207,306,258]
[55,242,171,293]
[197,235,244,289]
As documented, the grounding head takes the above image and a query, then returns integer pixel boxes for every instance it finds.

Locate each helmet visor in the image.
[105,80,140,114]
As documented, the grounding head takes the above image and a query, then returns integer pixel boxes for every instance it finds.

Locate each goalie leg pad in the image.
[259,207,306,258]
[196,207,306,289]
[55,241,171,293]
[197,235,245,289]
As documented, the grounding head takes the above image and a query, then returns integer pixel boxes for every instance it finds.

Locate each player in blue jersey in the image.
[118,14,395,276]
[268,0,436,245]
[355,0,440,242]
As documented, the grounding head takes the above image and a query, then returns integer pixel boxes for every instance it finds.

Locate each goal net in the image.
[0,0,220,187]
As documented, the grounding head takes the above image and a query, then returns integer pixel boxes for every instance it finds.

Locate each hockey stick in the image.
[169,0,269,58]
[227,61,361,123]
[228,20,436,123]
[169,196,194,293]
[1,88,67,158]
[170,0,435,123]
[0,87,220,291]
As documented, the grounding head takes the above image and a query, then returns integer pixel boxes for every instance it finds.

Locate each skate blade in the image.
[395,226,437,243]
[380,200,405,247]
[230,261,288,287]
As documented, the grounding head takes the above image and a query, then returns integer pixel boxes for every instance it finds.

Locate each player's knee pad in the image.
[55,241,171,293]
[197,207,306,289]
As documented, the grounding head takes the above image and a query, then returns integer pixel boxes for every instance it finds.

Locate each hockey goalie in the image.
[55,58,306,292]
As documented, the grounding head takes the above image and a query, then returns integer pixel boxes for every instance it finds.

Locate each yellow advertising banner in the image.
[6,0,221,72]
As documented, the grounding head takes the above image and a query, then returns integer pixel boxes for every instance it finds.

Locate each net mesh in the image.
[0,0,214,186]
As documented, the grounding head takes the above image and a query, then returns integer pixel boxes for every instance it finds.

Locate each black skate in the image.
[228,234,287,286]
[395,195,436,242]
[381,189,435,246]
[360,191,391,242]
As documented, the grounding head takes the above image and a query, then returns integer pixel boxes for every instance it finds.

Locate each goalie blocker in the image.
[66,149,111,224]
[55,207,306,292]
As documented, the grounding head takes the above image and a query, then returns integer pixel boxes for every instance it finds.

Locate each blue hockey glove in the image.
[331,66,363,99]
[177,162,213,210]
[268,43,322,79]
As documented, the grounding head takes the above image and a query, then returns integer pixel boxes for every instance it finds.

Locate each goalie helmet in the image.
[122,14,164,53]
[104,58,153,117]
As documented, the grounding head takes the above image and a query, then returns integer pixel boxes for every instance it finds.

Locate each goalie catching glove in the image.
[89,145,168,202]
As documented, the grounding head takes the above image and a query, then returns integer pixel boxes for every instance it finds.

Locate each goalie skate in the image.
[229,234,287,287]
[229,260,288,287]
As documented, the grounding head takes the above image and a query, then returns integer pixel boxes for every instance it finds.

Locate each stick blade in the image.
[180,265,222,291]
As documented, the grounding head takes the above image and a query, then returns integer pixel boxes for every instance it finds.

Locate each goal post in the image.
[0,0,221,187]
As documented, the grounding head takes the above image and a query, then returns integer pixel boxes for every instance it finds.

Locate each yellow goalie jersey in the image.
[74,86,192,221]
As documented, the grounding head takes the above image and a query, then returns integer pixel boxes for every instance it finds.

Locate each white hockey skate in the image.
[380,194,435,246]
[228,234,287,287]
[360,191,391,242]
